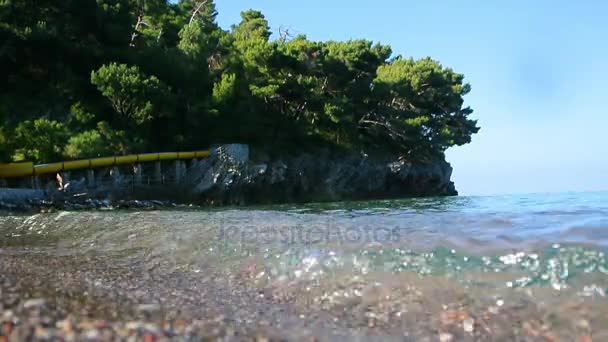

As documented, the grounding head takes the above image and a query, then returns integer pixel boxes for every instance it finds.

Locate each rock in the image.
[439,332,454,342]
[185,145,458,206]
[125,321,143,331]
[1,310,15,322]
[252,164,267,175]
[137,304,161,314]
[576,319,590,329]
[269,161,287,184]
[23,298,47,309]
[215,144,249,165]
[83,329,100,340]
[463,317,475,333]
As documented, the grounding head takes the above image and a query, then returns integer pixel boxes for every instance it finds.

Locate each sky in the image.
[214,0,608,195]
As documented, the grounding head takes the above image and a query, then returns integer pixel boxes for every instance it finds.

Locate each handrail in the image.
[0,150,210,178]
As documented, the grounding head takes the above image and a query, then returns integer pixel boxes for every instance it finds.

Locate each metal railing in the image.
[0,150,210,178]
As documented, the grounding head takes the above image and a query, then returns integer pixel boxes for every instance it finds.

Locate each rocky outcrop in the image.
[0,144,457,211]
[0,188,46,211]
[182,144,457,205]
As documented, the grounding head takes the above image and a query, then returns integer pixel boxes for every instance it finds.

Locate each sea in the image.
[1,191,607,340]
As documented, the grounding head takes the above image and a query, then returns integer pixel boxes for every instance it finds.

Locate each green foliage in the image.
[0,126,9,162]
[372,57,479,158]
[12,119,67,162]
[178,21,206,59]
[70,102,96,125]
[64,130,110,159]
[233,10,271,42]
[96,121,142,155]
[212,73,237,106]
[0,0,478,163]
[91,63,170,124]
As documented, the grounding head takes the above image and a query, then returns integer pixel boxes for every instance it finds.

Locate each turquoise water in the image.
[2,192,607,292]
[1,191,608,338]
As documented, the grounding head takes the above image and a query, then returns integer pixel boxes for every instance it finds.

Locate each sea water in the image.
[1,191,607,339]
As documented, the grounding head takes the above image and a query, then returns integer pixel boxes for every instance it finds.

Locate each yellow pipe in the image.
[116,155,138,164]
[177,151,195,159]
[136,153,158,163]
[34,163,63,175]
[194,151,210,158]
[90,157,116,168]
[0,162,34,178]
[63,160,91,171]
[0,150,210,178]
[158,152,177,161]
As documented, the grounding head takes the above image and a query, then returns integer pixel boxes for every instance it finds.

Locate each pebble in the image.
[1,228,606,341]
[1,311,14,322]
[23,298,46,309]
[137,304,161,313]
[576,319,590,330]
[463,318,475,333]
[84,329,100,339]
[125,321,142,331]
[439,332,454,342]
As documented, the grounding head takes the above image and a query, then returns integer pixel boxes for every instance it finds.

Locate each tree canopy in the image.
[0,0,479,163]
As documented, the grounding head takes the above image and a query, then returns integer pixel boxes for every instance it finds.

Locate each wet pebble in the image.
[22,298,46,309]
[463,317,475,333]
[439,332,454,342]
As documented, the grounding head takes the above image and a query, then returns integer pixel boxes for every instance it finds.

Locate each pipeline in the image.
[0,150,210,178]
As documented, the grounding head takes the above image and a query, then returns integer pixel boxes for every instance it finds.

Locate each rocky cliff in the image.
[181,144,457,205]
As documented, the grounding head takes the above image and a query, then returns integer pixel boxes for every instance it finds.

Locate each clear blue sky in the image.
[214,0,608,195]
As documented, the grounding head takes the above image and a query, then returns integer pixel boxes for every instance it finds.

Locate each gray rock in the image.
[136,303,161,313]
[23,298,47,309]
[183,146,458,205]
